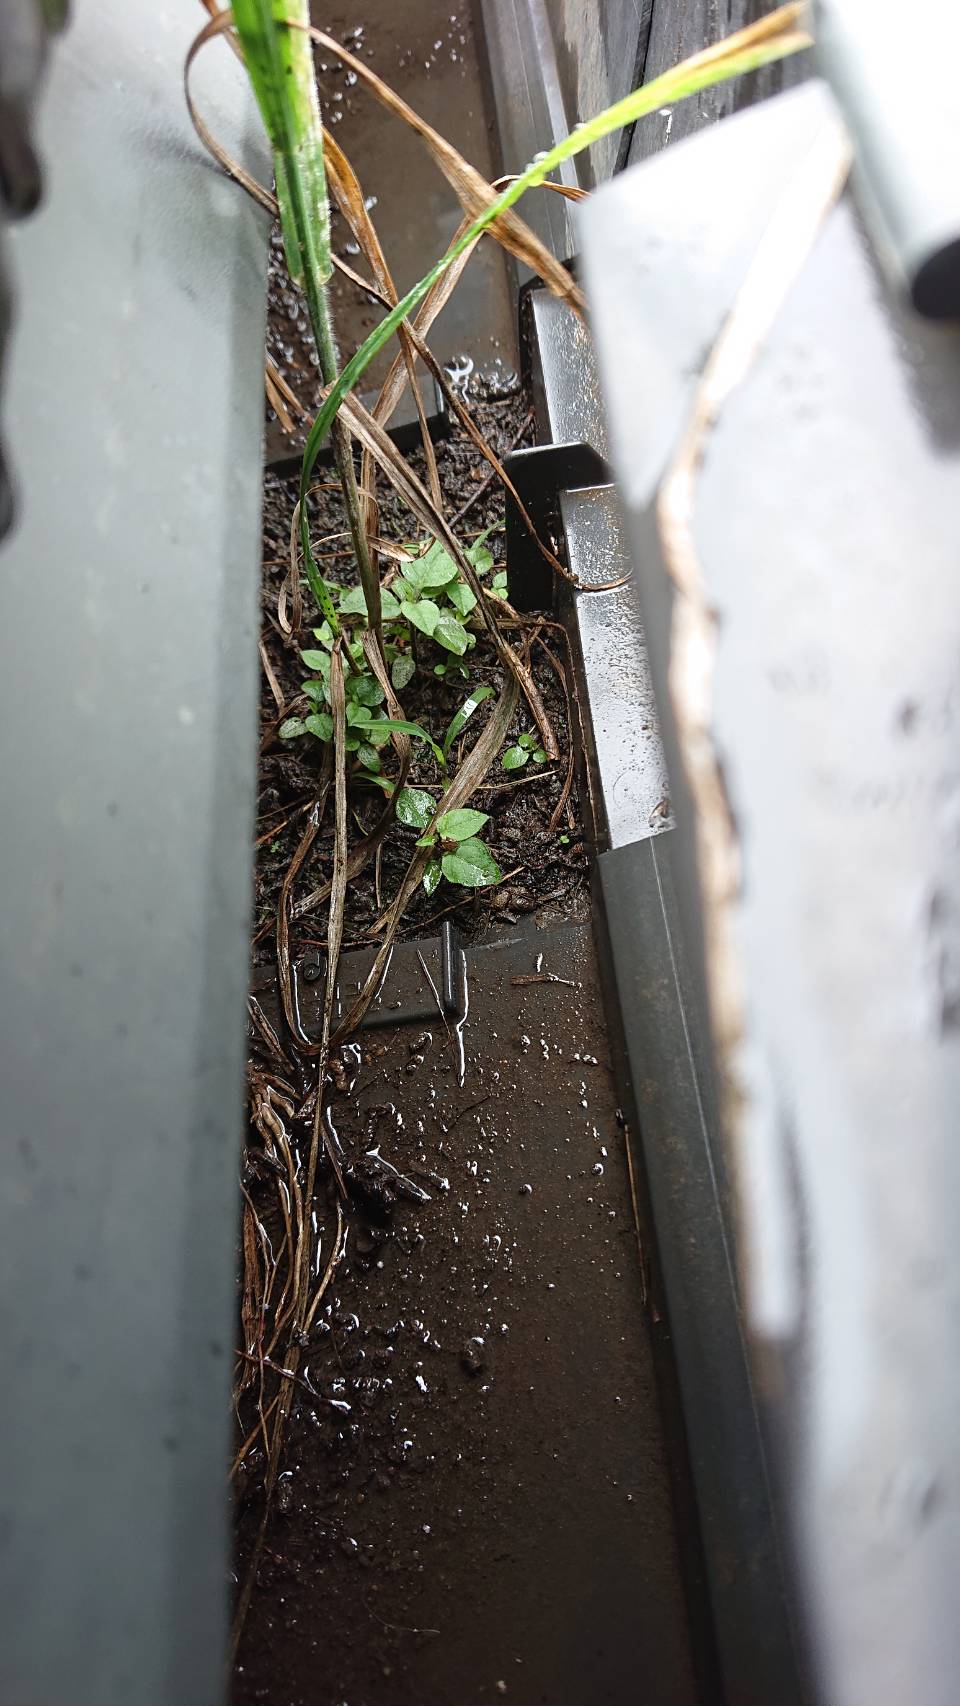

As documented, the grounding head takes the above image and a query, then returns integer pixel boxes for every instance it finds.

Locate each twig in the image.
[443,1095,491,1135]
[621,1120,649,1310]
[510,972,575,988]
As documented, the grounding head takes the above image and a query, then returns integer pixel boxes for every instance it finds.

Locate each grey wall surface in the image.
[0,6,268,1704]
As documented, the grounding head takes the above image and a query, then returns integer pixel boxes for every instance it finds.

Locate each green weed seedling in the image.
[502,730,547,771]
[420,809,502,893]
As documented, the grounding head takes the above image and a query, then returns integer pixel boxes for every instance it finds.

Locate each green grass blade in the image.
[298,12,808,510]
[236,0,350,634]
[363,718,446,768]
[232,0,331,288]
[442,683,495,759]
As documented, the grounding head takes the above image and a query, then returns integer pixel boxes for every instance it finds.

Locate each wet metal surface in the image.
[526,288,673,850]
[289,926,467,1033]
[561,486,673,846]
[235,923,700,1706]
[530,290,609,454]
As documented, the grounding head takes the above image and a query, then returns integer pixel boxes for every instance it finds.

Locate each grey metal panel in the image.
[530,286,609,450]
[628,0,810,165]
[560,486,672,846]
[0,7,268,1705]
[581,76,960,1706]
[582,81,831,957]
[528,288,673,848]
[597,835,807,1706]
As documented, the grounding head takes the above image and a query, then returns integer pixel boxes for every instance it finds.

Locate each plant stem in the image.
[307,274,383,651]
[232,0,383,649]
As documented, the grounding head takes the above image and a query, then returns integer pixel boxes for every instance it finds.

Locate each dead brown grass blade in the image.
[185,13,277,216]
[265,357,296,433]
[308,642,349,1203]
[322,130,443,517]
[303,26,584,319]
[276,785,329,1050]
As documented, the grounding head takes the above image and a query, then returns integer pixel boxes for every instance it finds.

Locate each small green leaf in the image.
[532,747,547,764]
[402,597,440,637]
[344,732,360,752]
[381,588,402,622]
[446,582,477,618]
[488,570,509,601]
[357,742,381,771]
[304,712,333,741]
[466,525,499,573]
[391,654,416,691]
[441,838,503,888]
[437,808,489,842]
[501,745,529,771]
[300,648,331,671]
[346,701,372,726]
[434,613,470,656]
[279,716,307,739]
[349,673,385,708]
[415,834,437,849]
[559,832,570,845]
[312,623,335,648]
[422,859,442,896]
[404,540,459,590]
[301,679,328,704]
[336,585,369,619]
[395,787,435,831]
[442,683,494,758]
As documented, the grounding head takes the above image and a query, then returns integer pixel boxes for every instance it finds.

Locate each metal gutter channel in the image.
[518,284,805,1706]
[480,4,808,1700]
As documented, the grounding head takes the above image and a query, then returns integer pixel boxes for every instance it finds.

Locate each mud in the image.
[234,923,699,1706]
